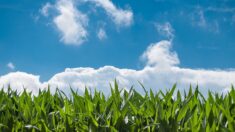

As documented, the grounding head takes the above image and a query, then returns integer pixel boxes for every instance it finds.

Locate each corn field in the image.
[0,82,235,132]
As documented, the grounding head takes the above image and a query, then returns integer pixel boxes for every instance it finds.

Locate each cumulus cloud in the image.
[97,28,107,40]
[53,0,88,45]
[7,62,15,70]
[40,0,89,45]
[142,40,179,68]
[89,0,133,27]
[1,40,235,96]
[41,0,133,45]
[0,72,41,94]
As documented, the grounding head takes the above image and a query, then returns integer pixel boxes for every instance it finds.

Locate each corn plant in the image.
[0,82,235,132]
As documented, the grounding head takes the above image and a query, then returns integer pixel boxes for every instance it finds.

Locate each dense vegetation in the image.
[0,82,235,132]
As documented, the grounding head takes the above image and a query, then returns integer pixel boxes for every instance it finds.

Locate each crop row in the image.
[0,82,235,131]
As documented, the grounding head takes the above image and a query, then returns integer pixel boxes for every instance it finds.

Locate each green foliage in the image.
[0,83,235,131]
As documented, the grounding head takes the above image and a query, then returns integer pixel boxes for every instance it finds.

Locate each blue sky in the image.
[0,0,235,95]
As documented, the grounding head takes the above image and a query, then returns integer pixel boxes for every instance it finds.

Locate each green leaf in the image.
[177,104,188,122]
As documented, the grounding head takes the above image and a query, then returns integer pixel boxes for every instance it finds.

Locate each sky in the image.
[0,0,235,95]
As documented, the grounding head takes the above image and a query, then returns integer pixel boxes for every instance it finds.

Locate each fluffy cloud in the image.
[1,40,235,96]
[89,0,133,27]
[54,0,88,45]
[41,0,133,45]
[0,72,41,94]
[40,0,88,45]
[141,40,179,68]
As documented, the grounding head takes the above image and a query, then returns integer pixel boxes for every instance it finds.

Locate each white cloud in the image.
[7,62,15,70]
[141,40,179,68]
[90,0,133,27]
[53,0,88,45]
[40,0,88,45]
[97,28,107,40]
[1,40,235,96]
[41,0,133,45]
[155,22,174,40]
[0,72,41,94]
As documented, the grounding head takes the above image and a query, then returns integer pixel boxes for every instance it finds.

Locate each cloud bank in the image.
[1,40,235,96]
